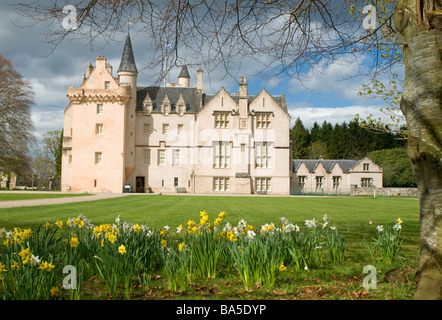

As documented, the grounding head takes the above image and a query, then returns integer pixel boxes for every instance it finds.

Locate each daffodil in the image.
[70,236,80,248]
[38,261,55,272]
[178,242,186,252]
[50,287,59,296]
[55,220,63,228]
[278,262,287,272]
[118,244,127,255]
[396,218,403,225]
[218,211,226,219]
[133,224,141,232]
[161,239,167,247]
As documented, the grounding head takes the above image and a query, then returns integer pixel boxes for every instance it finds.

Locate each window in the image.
[213,177,230,192]
[213,141,230,168]
[162,123,169,134]
[163,103,170,115]
[105,81,110,89]
[96,123,103,135]
[173,149,180,166]
[178,104,185,115]
[256,178,271,193]
[255,142,272,168]
[143,123,150,135]
[316,176,323,190]
[363,163,370,172]
[361,178,373,187]
[333,176,341,190]
[256,113,271,128]
[69,155,72,164]
[298,176,306,190]
[177,124,184,135]
[94,179,97,188]
[143,149,151,165]
[214,112,230,128]
[97,104,103,114]
[174,177,179,187]
[158,150,166,166]
[95,152,103,165]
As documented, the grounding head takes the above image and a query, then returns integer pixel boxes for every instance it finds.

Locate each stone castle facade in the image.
[61,33,292,194]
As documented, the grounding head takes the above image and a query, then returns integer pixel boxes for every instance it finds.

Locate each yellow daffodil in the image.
[18,247,31,263]
[11,260,20,270]
[133,224,141,232]
[396,218,403,225]
[218,211,226,219]
[50,287,59,296]
[118,244,127,255]
[213,217,222,226]
[70,236,80,248]
[278,262,287,272]
[38,261,55,272]
[178,242,186,252]
[161,239,167,247]
[55,220,63,228]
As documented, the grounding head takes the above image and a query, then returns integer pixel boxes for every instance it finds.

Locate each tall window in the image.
[158,150,166,166]
[178,104,185,115]
[97,104,103,114]
[256,113,271,128]
[256,178,271,193]
[95,152,103,165]
[173,149,180,166]
[255,142,272,168]
[361,178,373,187]
[333,176,341,190]
[316,176,323,190]
[213,142,230,168]
[298,176,306,190]
[213,177,230,192]
[143,149,151,165]
[143,123,150,135]
[104,81,110,89]
[363,163,370,172]
[214,112,230,128]
[177,124,184,135]
[162,123,169,134]
[95,123,103,135]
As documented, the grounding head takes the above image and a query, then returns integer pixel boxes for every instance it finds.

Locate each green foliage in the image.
[369,148,416,187]
[291,119,406,160]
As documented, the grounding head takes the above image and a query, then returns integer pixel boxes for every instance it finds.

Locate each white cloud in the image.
[288,104,389,128]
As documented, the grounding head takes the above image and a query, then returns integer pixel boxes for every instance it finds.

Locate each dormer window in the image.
[142,94,152,115]
[162,95,171,115]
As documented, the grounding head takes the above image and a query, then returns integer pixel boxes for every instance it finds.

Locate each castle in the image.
[61,33,292,194]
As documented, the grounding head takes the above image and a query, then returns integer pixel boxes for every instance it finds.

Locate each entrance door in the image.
[136,177,145,193]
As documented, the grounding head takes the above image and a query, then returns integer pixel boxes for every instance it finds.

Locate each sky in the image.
[0,1,404,150]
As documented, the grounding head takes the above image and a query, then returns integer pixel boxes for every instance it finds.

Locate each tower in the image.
[178,65,190,87]
[118,32,138,184]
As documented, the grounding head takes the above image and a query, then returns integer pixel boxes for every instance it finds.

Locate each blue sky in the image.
[0,1,404,149]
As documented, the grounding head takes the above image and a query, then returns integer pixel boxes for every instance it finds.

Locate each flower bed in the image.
[0,211,404,299]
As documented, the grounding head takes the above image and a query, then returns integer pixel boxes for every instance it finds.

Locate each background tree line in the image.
[290,117,415,187]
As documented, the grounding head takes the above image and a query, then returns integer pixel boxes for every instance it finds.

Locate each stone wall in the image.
[352,187,419,197]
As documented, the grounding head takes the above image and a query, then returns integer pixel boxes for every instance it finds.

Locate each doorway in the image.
[136,176,145,193]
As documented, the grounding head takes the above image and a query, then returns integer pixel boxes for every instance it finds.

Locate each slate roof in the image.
[118,33,138,73]
[136,86,203,112]
[178,65,190,78]
[292,159,359,173]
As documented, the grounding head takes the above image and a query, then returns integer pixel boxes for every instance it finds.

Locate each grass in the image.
[0,194,420,300]
[0,192,92,202]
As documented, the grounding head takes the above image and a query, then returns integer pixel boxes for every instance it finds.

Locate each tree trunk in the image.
[394,0,442,300]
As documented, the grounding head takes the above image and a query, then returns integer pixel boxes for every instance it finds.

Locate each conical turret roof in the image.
[118,33,138,73]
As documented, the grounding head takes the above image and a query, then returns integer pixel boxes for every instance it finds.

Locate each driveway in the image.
[0,191,131,209]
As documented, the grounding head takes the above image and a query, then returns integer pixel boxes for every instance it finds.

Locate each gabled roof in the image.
[118,33,138,73]
[292,159,359,173]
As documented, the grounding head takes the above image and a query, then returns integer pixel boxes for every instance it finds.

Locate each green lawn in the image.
[0,194,420,253]
[0,192,92,202]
